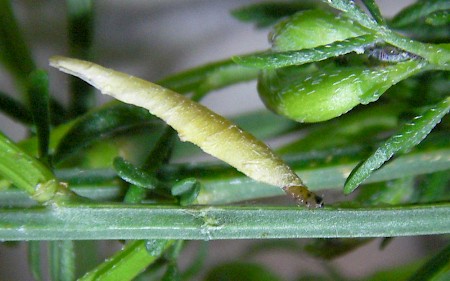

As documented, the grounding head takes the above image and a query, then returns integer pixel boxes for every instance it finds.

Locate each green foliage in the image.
[27,70,51,160]
[0,0,448,280]
[205,262,282,281]
[345,97,450,193]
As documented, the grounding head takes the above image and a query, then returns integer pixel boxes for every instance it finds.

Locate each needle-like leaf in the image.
[345,97,450,194]
[234,35,378,69]
[27,70,51,160]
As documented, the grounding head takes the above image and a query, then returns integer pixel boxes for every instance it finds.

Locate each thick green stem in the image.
[1,203,449,240]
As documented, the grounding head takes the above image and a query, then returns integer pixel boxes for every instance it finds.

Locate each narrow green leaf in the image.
[123,185,147,204]
[49,99,69,126]
[53,102,157,164]
[407,244,450,281]
[345,97,450,194]
[158,58,237,93]
[49,240,76,281]
[0,132,54,198]
[49,241,60,281]
[55,168,117,186]
[0,91,33,124]
[113,157,159,189]
[66,0,95,117]
[361,0,386,25]
[171,178,200,206]
[28,241,43,281]
[66,0,94,55]
[192,63,258,100]
[142,127,177,171]
[158,57,258,101]
[0,0,35,85]
[79,240,173,281]
[233,34,378,69]
[230,1,320,28]
[390,0,450,28]
[320,0,380,31]
[121,127,177,203]
[27,70,51,160]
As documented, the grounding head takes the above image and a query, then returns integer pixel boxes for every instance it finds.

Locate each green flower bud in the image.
[270,9,369,51]
[258,60,426,123]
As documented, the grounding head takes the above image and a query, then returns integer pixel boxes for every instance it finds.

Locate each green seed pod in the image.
[270,9,369,51]
[258,60,426,123]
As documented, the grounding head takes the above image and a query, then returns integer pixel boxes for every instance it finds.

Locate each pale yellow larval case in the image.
[49,56,323,207]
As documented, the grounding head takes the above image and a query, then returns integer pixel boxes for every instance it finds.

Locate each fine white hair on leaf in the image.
[49,56,323,208]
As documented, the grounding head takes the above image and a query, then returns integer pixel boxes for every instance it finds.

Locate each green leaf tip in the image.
[344,97,450,194]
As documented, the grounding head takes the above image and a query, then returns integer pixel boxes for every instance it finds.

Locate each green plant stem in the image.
[234,34,379,69]
[0,0,36,87]
[2,146,449,207]
[28,241,43,281]
[66,0,95,117]
[361,0,386,25]
[49,240,76,281]
[321,0,450,65]
[381,30,450,65]
[1,203,449,240]
[27,70,51,160]
[0,91,33,124]
[0,132,83,204]
[0,132,54,197]
[170,147,450,204]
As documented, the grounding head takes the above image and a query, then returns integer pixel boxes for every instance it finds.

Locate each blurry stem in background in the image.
[0,0,36,92]
[28,241,44,281]
[27,70,51,162]
[49,240,76,281]
[66,0,95,117]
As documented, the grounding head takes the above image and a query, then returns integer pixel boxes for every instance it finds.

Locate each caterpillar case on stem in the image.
[49,56,323,208]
